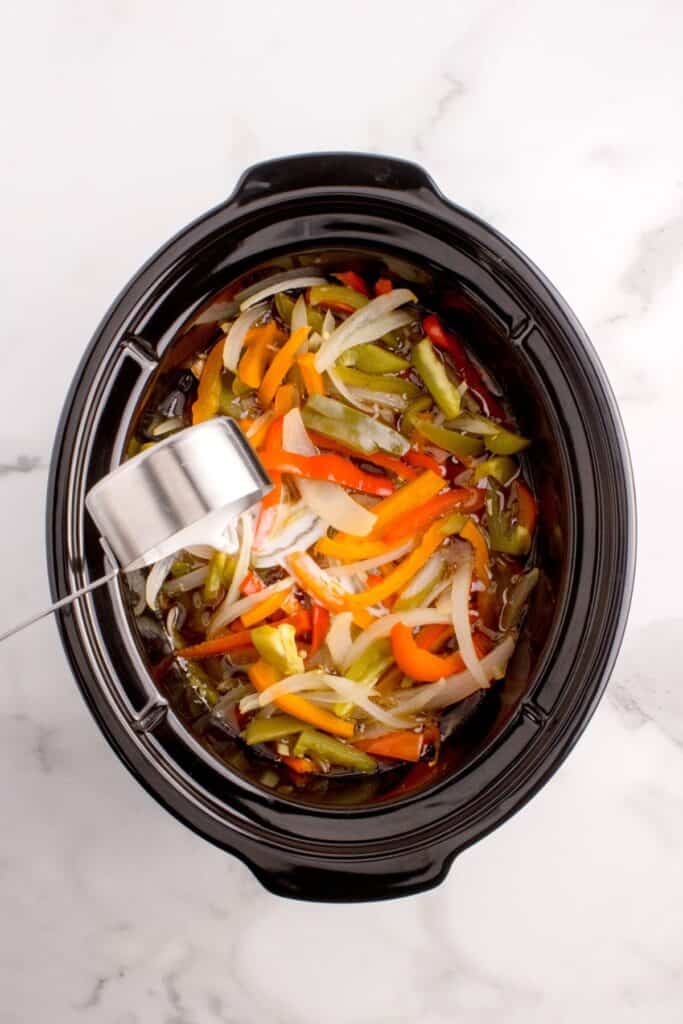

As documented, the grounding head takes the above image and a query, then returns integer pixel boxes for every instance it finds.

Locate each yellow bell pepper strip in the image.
[251,622,305,675]
[247,660,355,739]
[368,470,445,538]
[400,395,433,437]
[348,517,454,609]
[473,455,518,485]
[259,451,394,497]
[237,321,281,389]
[382,487,485,544]
[301,394,409,457]
[273,382,298,417]
[293,728,376,772]
[411,337,462,418]
[315,535,393,563]
[414,420,485,459]
[192,338,225,424]
[345,639,394,687]
[286,552,373,628]
[333,365,421,398]
[259,326,310,406]
[308,284,369,314]
[297,352,325,396]
[203,551,230,604]
[459,518,491,584]
[240,585,293,628]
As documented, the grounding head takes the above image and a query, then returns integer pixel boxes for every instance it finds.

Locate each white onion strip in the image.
[207,577,292,638]
[223,302,269,372]
[346,387,409,411]
[145,554,175,611]
[394,635,516,714]
[315,293,416,373]
[325,612,354,668]
[240,275,325,312]
[450,542,487,688]
[208,513,253,635]
[326,540,414,577]
[341,608,452,671]
[326,365,375,414]
[163,565,209,595]
[291,294,309,332]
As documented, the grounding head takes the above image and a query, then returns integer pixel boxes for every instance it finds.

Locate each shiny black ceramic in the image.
[47,153,635,901]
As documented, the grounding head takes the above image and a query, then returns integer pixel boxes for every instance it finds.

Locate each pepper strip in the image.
[297,352,325,396]
[347,519,450,609]
[307,432,416,481]
[423,314,507,421]
[254,416,284,547]
[192,339,224,424]
[382,488,485,544]
[459,519,491,584]
[260,451,394,497]
[174,611,311,660]
[241,585,293,628]
[368,470,445,537]
[238,321,280,388]
[248,660,355,739]
[259,326,310,406]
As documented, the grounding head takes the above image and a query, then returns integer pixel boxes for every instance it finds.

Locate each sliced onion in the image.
[326,366,375,413]
[183,545,215,560]
[326,540,413,577]
[246,410,273,439]
[315,294,416,373]
[208,513,253,634]
[163,565,209,595]
[396,552,445,603]
[341,608,452,671]
[323,676,410,730]
[450,542,487,688]
[282,406,317,456]
[450,413,499,436]
[322,309,336,340]
[145,554,175,611]
[126,569,147,615]
[291,294,309,333]
[239,274,325,312]
[151,416,184,437]
[346,387,409,411]
[208,577,292,638]
[223,302,269,372]
[325,611,354,668]
[195,300,238,325]
[395,635,517,714]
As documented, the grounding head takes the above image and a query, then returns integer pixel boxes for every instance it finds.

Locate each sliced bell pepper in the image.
[353,729,425,762]
[259,326,310,406]
[459,518,491,584]
[345,639,394,687]
[192,338,225,424]
[473,456,518,485]
[280,754,315,774]
[404,448,446,477]
[240,570,266,596]
[251,622,305,675]
[340,343,410,374]
[297,352,325,396]
[273,382,298,417]
[301,394,410,457]
[309,604,330,656]
[244,715,305,745]
[487,486,532,556]
[422,314,508,422]
[382,487,485,544]
[416,623,453,653]
[238,321,280,389]
[401,395,433,437]
[248,661,354,739]
[513,479,537,534]
[240,585,292,628]
[173,611,311,661]
[390,623,467,681]
[293,728,376,772]
[253,416,284,547]
[286,551,372,628]
[374,277,394,296]
[260,451,394,496]
[307,432,416,481]
[315,535,393,563]
[414,420,485,459]
[348,518,451,609]
[367,470,445,538]
[308,284,369,314]
[202,551,229,604]
[333,365,421,398]
[412,337,462,418]
[333,270,370,296]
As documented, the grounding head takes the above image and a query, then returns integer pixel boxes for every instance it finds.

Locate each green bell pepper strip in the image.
[345,639,394,687]
[484,428,531,455]
[251,623,305,676]
[400,395,433,436]
[414,420,484,458]
[203,551,229,603]
[293,728,377,773]
[218,385,243,418]
[301,394,410,456]
[184,664,220,713]
[500,568,539,630]
[244,714,305,746]
[170,557,196,579]
[486,487,532,556]
[334,365,421,398]
[411,337,462,418]
[473,456,518,485]
[340,343,410,374]
[308,284,369,311]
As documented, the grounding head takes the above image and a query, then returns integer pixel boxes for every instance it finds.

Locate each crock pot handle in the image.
[231,152,441,204]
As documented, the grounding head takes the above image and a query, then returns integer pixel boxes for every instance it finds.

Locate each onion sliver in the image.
[291,294,309,332]
[346,388,409,411]
[145,553,175,611]
[239,274,325,312]
[341,608,452,671]
[450,542,488,688]
[208,513,254,634]
[315,295,416,373]
[163,565,209,595]
[208,577,293,638]
[325,612,354,668]
[222,302,270,372]
[395,635,516,714]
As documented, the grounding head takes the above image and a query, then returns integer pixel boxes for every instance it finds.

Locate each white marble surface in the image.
[1,1,682,1020]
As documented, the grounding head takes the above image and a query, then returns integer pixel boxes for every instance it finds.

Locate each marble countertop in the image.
[2,2,682,1021]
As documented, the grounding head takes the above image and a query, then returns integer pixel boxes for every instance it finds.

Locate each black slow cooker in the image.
[47,153,635,901]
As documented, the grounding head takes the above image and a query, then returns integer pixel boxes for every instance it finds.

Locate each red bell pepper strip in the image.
[404,448,446,477]
[382,487,485,544]
[240,570,266,596]
[354,730,425,762]
[254,416,284,547]
[307,431,416,481]
[422,314,507,422]
[309,604,331,656]
[374,278,394,296]
[333,271,370,296]
[259,451,394,497]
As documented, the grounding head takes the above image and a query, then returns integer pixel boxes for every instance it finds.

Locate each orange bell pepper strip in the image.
[192,338,225,424]
[307,431,416,481]
[459,518,491,584]
[273,383,298,417]
[286,552,373,628]
[241,584,292,628]
[416,623,453,653]
[281,755,315,774]
[333,270,370,296]
[259,451,394,497]
[373,277,394,296]
[247,660,354,739]
[315,535,392,563]
[240,570,266,596]
[367,470,444,538]
[404,449,446,477]
[382,488,485,545]
[297,352,325,396]
[254,416,284,547]
[354,729,425,762]
[174,611,310,661]
[238,321,281,388]
[513,480,537,535]
[243,412,273,450]
[347,518,448,609]
[259,326,310,406]
[309,604,330,655]
[391,623,467,681]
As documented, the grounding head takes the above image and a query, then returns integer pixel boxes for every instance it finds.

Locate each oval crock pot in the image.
[46,153,635,902]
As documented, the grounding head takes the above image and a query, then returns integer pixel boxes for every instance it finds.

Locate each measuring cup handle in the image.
[0,567,119,644]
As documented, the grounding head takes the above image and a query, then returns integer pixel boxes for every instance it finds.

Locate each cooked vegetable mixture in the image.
[128,265,539,790]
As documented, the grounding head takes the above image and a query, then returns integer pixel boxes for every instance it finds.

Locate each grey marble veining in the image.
[1,1,682,1021]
